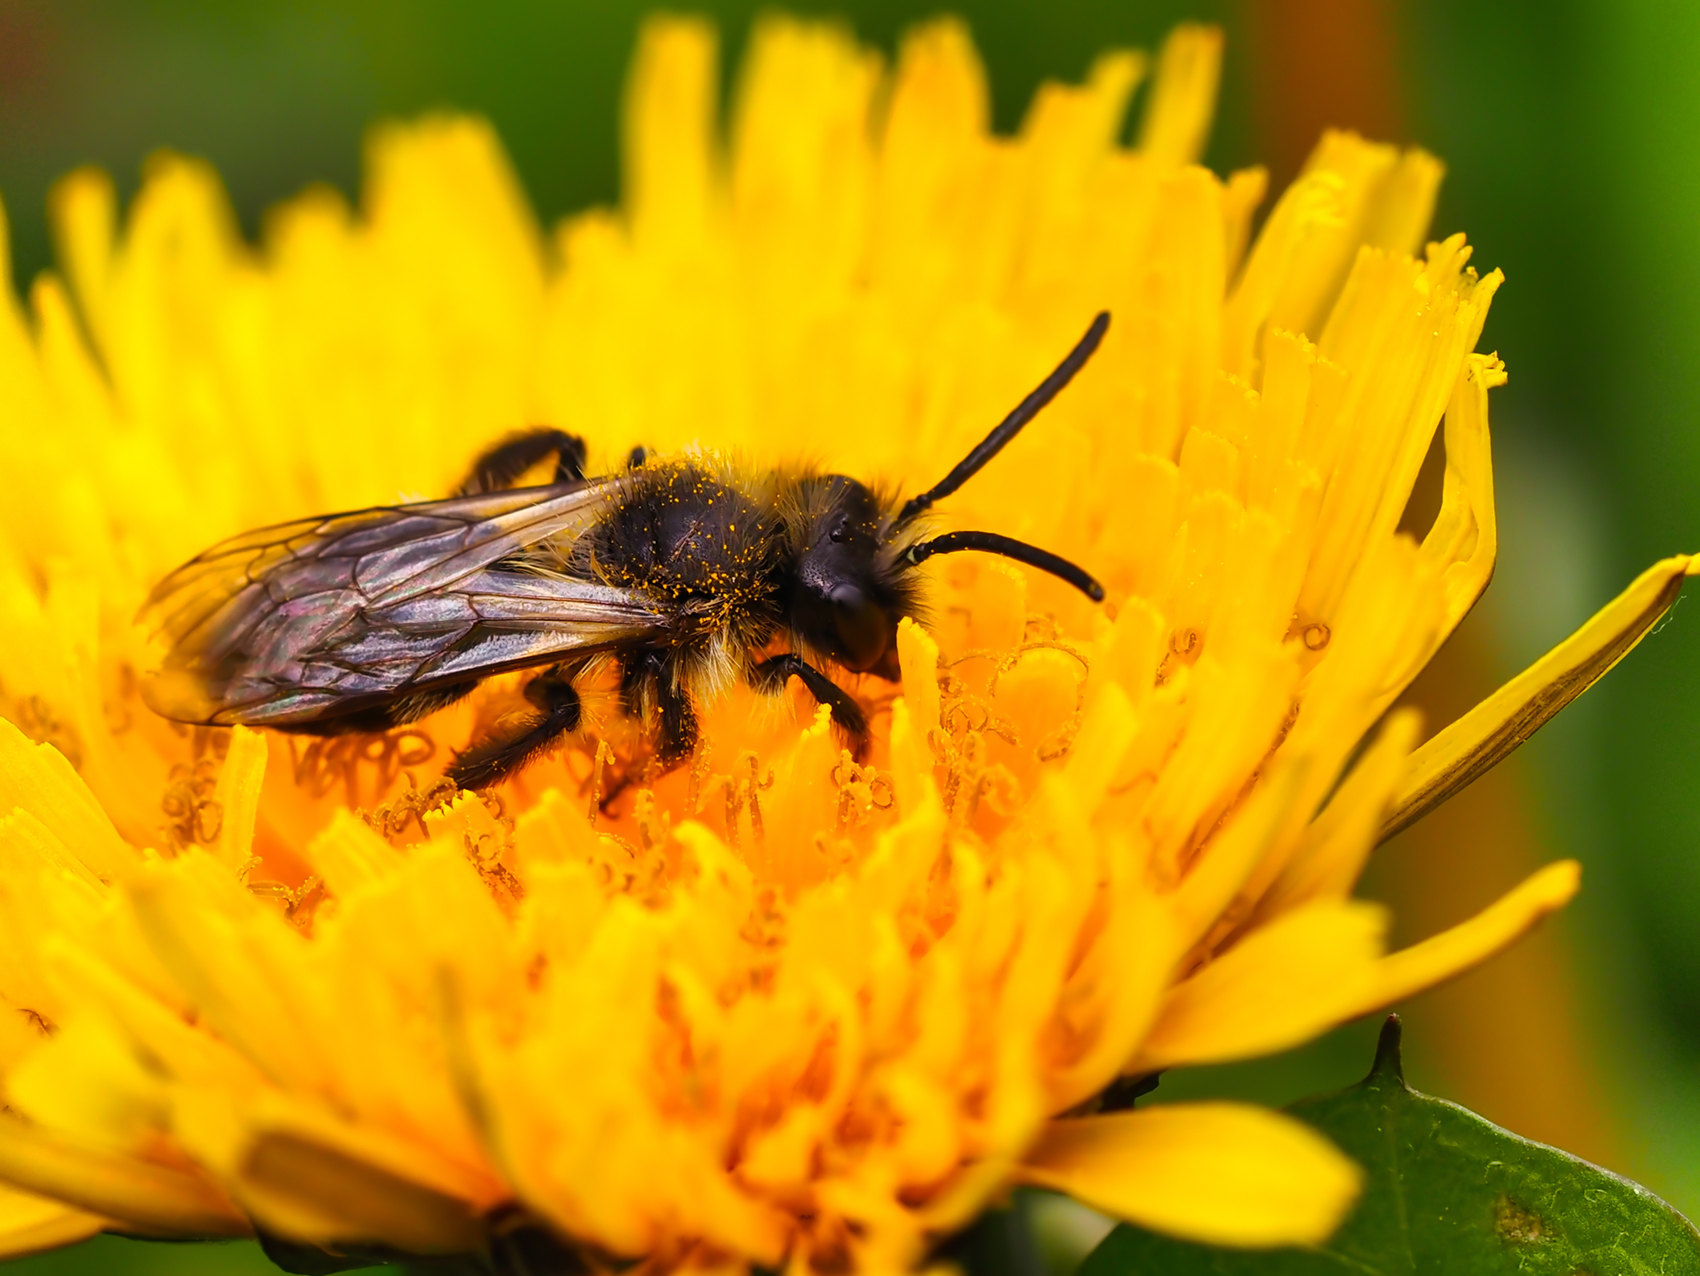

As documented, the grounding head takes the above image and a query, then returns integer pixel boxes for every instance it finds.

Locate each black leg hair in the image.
[619,648,655,719]
[622,647,699,764]
[446,668,582,790]
[279,682,477,736]
[656,675,698,765]
[457,428,588,495]
[752,654,869,758]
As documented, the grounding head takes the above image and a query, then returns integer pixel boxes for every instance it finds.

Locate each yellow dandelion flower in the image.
[0,13,1683,1272]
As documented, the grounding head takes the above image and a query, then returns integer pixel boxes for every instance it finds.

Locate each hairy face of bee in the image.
[787,475,904,680]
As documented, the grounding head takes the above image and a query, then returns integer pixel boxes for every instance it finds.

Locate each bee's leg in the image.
[446,668,581,790]
[457,429,588,495]
[626,445,649,469]
[621,647,699,765]
[751,654,868,759]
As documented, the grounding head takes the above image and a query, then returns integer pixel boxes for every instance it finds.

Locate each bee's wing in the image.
[141,479,663,727]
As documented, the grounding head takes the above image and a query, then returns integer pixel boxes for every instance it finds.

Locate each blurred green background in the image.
[2,0,1698,1269]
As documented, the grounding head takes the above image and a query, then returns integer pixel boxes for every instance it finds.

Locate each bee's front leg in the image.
[457,428,588,495]
[446,667,582,790]
[751,654,868,759]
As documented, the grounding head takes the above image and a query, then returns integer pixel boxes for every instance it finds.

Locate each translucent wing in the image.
[141,479,663,727]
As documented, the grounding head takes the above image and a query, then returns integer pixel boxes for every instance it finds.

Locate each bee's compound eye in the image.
[828,583,890,671]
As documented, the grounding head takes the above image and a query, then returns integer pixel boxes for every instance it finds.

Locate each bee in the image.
[142,314,1109,791]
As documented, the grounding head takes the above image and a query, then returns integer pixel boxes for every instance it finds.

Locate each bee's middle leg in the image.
[457,428,588,495]
[622,648,698,765]
[446,667,582,790]
[751,654,869,758]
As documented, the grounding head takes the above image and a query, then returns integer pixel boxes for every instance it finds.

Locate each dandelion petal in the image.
[1018,1103,1360,1248]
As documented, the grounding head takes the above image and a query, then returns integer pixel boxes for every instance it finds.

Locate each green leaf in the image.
[1079,1016,1700,1275]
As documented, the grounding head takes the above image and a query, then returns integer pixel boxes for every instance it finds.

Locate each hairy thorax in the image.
[579,461,787,650]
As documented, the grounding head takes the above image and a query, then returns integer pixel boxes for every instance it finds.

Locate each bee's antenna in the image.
[903,531,1105,602]
[895,311,1110,528]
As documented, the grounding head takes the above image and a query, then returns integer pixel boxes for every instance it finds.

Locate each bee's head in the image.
[787,312,1114,684]
[787,474,910,681]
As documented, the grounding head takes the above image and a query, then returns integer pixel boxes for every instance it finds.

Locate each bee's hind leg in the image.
[457,428,588,495]
[751,654,869,759]
[446,668,581,791]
